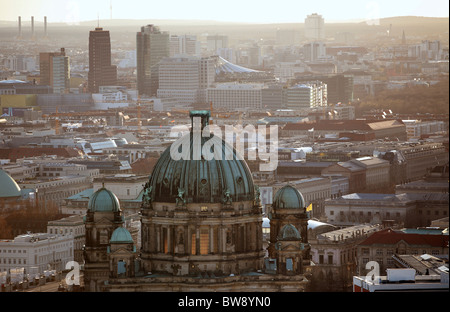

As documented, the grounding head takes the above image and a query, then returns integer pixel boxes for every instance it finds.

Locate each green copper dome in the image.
[110,227,133,244]
[88,187,121,212]
[273,185,305,210]
[147,115,255,204]
[0,169,22,198]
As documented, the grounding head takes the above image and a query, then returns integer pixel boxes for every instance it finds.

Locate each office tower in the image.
[206,35,228,53]
[284,82,327,109]
[40,48,69,93]
[52,51,70,94]
[88,27,117,93]
[157,56,215,105]
[305,13,325,40]
[136,24,170,97]
[295,74,353,105]
[170,35,200,57]
[303,41,326,62]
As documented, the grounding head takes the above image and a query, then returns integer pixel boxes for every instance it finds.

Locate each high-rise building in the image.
[88,27,117,93]
[303,41,326,62]
[305,13,325,40]
[157,56,215,105]
[284,82,327,110]
[136,24,170,97]
[206,35,228,53]
[39,48,69,93]
[295,74,354,105]
[170,35,200,57]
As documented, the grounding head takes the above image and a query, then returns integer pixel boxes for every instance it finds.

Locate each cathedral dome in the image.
[88,187,121,212]
[110,227,133,244]
[0,169,22,198]
[147,112,255,204]
[273,185,305,210]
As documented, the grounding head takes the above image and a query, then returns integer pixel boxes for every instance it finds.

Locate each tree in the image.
[355,79,449,116]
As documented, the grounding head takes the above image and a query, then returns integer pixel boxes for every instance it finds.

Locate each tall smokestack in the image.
[18,16,22,38]
[31,16,35,39]
[44,16,48,38]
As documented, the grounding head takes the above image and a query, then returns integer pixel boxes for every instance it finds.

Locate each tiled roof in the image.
[360,228,449,247]
[131,157,159,175]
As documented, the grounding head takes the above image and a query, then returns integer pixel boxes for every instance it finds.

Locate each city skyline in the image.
[0,0,449,24]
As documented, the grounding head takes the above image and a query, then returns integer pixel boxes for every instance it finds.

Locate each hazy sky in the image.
[1,0,449,24]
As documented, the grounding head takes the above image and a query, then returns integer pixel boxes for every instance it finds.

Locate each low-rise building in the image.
[282,119,407,141]
[353,268,449,292]
[0,232,74,274]
[276,161,334,179]
[403,119,446,139]
[356,228,449,276]
[349,157,391,192]
[322,161,366,193]
[47,215,85,263]
[324,193,417,227]
[397,143,448,181]
[18,174,92,206]
[207,83,263,110]
[309,223,383,291]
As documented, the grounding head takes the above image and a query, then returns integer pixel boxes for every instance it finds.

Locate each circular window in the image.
[201,179,207,185]
[236,177,243,184]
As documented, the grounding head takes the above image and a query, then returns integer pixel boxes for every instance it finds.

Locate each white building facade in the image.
[305,13,325,40]
[207,83,263,110]
[0,233,74,274]
[157,56,215,105]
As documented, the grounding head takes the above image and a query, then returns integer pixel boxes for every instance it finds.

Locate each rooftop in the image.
[359,228,449,248]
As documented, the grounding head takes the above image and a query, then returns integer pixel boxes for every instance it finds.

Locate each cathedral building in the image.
[83,111,311,292]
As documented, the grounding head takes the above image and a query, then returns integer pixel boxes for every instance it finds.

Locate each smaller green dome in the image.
[110,227,133,244]
[88,187,120,212]
[0,169,21,198]
[273,185,305,210]
[279,224,301,240]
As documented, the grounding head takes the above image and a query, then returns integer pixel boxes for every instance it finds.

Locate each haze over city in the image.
[1,0,449,24]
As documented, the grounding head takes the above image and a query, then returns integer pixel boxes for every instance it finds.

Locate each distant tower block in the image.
[31,16,35,40]
[44,16,48,38]
[18,16,22,39]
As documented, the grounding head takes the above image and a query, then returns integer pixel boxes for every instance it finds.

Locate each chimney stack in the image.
[31,16,35,39]
[44,16,48,38]
[18,16,22,38]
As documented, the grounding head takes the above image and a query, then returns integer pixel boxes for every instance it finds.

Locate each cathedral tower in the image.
[83,186,124,291]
